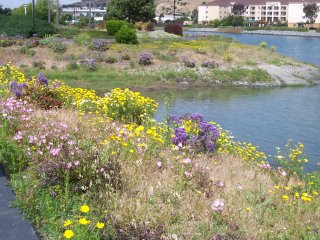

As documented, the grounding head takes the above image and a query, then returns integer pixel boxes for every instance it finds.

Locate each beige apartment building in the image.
[198,0,290,24]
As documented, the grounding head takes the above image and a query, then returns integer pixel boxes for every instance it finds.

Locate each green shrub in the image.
[74,33,92,46]
[106,20,128,36]
[51,41,67,53]
[105,56,118,64]
[260,42,267,48]
[66,61,79,70]
[19,46,36,57]
[0,15,54,37]
[115,25,138,44]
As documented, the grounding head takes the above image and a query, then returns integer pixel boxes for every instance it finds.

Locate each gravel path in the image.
[0,166,39,240]
[258,64,320,85]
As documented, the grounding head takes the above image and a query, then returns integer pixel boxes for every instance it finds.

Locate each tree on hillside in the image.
[232,3,245,16]
[107,0,155,23]
[303,3,319,27]
[0,6,12,15]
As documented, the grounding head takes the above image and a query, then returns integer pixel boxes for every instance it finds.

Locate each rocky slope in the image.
[155,0,205,15]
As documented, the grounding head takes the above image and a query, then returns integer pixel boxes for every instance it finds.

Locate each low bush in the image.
[201,61,219,69]
[138,52,152,66]
[88,40,110,52]
[51,41,67,53]
[80,58,98,71]
[181,56,196,68]
[66,61,80,70]
[145,22,155,32]
[115,25,138,44]
[120,53,131,61]
[74,33,92,46]
[164,23,183,36]
[105,56,118,64]
[0,35,24,47]
[0,15,54,37]
[39,34,54,46]
[19,46,36,57]
[260,41,267,48]
[106,20,128,36]
[25,37,39,48]
[32,61,46,69]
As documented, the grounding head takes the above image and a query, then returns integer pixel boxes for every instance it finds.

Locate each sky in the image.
[1,0,77,9]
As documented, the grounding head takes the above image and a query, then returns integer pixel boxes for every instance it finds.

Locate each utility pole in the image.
[56,0,60,26]
[32,0,35,33]
[105,0,108,21]
[48,0,51,23]
[173,0,176,21]
[88,0,92,27]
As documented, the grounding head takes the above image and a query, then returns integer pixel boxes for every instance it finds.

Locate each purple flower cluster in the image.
[80,58,98,71]
[37,72,48,86]
[138,52,152,66]
[180,57,196,68]
[170,113,220,153]
[88,40,110,52]
[9,81,27,98]
[172,127,188,146]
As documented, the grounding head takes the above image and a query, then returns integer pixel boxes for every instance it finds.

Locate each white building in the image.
[198,0,320,26]
[288,1,320,27]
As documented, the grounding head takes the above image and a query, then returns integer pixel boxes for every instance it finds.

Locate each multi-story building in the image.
[288,1,320,28]
[198,0,290,24]
[198,0,232,23]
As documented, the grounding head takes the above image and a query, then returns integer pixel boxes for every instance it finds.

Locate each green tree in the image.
[231,16,245,27]
[12,4,32,16]
[303,3,319,26]
[12,0,54,21]
[0,6,12,15]
[107,0,155,23]
[191,8,198,23]
[232,4,245,16]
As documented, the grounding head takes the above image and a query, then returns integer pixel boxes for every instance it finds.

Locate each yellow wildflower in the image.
[96,222,105,229]
[79,217,90,225]
[64,230,74,239]
[283,195,289,200]
[80,205,90,213]
[274,185,280,190]
[63,220,72,227]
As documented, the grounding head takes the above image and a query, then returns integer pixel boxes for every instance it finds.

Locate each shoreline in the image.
[187,28,320,38]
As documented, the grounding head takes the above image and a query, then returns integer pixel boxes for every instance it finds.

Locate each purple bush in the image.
[181,57,196,68]
[138,52,153,66]
[88,40,110,52]
[170,113,220,153]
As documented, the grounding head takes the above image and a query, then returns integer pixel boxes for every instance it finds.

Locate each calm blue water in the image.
[147,33,320,171]
[185,31,320,66]
[148,86,320,171]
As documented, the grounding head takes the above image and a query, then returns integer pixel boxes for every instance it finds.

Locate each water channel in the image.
[149,32,320,171]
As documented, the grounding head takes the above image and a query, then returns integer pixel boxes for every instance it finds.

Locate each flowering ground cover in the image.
[0,64,319,239]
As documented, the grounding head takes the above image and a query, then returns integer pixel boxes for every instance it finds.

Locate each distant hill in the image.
[155,0,207,16]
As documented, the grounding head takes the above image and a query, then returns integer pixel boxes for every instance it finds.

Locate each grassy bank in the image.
[2,31,317,89]
[0,65,320,239]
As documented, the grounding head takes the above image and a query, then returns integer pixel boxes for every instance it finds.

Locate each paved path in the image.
[0,166,39,240]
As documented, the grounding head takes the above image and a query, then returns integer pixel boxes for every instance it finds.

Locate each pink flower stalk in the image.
[184,171,192,178]
[217,180,225,188]
[50,148,60,157]
[156,161,162,168]
[183,158,191,164]
[211,198,225,212]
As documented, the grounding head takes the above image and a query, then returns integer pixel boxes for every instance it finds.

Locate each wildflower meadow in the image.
[0,64,319,239]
